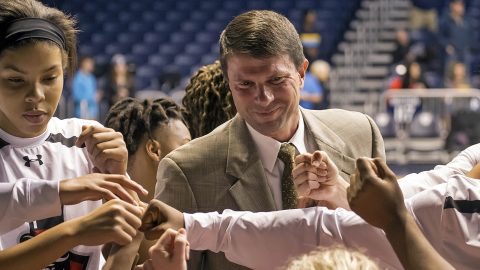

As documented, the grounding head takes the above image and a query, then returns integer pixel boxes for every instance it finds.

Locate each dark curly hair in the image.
[104,97,187,157]
[182,60,236,139]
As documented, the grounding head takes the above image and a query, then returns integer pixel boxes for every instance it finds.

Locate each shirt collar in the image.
[246,110,307,173]
[0,120,52,148]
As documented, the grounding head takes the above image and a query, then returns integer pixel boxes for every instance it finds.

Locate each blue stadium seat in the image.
[165,11,184,23]
[136,66,159,90]
[200,1,219,10]
[185,44,210,56]
[132,44,158,56]
[295,0,319,10]
[223,1,245,11]
[247,1,270,9]
[159,44,183,57]
[201,54,219,66]
[79,45,101,57]
[190,10,209,22]
[181,21,204,33]
[105,44,130,56]
[177,1,200,11]
[144,32,169,45]
[129,21,149,33]
[272,1,295,13]
[148,55,169,70]
[206,21,225,33]
[170,32,194,45]
[215,10,236,23]
[174,55,197,76]
[117,32,143,45]
[196,32,219,44]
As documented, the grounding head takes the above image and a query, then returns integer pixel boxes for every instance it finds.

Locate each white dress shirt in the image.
[184,144,480,270]
[246,111,316,210]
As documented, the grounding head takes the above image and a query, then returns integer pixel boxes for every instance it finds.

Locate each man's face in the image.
[227,53,308,141]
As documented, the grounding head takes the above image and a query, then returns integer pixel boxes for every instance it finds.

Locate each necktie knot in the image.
[278,143,296,165]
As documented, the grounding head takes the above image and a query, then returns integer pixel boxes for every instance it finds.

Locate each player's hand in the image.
[134,228,189,270]
[293,151,345,202]
[76,125,128,175]
[348,158,406,230]
[59,173,148,206]
[139,200,184,240]
[70,199,143,246]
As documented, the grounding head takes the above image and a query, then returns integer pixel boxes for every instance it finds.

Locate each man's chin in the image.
[250,121,282,135]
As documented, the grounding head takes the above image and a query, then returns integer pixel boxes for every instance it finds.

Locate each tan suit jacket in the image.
[155,108,385,270]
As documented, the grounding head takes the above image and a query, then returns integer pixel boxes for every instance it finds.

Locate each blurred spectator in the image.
[182,60,236,139]
[300,61,324,110]
[313,60,331,109]
[446,61,471,89]
[392,29,414,65]
[408,29,441,74]
[104,54,135,107]
[389,62,429,89]
[439,0,472,78]
[299,9,321,62]
[409,0,439,32]
[72,56,99,119]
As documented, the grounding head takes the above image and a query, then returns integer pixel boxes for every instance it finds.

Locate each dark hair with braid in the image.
[104,97,187,157]
[182,60,236,139]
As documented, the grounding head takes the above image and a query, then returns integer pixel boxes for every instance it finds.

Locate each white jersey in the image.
[184,144,480,270]
[0,117,104,270]
[399,143,480,198]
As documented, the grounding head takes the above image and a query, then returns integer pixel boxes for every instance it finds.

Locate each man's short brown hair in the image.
[219,10,305,78]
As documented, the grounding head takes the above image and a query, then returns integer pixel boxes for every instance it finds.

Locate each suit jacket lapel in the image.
[301,109,356,178]
[226,115,277,211]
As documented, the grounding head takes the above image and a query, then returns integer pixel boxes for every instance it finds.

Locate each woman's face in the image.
[410,62,421,80]
[154,119,191,160]
[0,43,64,137]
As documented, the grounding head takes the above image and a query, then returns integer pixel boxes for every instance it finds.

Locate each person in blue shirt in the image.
[72,56,99,119]
[300,60,324,110]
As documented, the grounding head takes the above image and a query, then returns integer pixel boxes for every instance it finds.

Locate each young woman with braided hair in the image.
[104,97,190,266]
[182,60,236,139]
[104,97,191,202]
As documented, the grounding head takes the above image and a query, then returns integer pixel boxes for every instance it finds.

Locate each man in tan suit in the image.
[155,10,385,270]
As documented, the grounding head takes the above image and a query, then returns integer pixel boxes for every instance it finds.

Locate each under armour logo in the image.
[23,155,43,167]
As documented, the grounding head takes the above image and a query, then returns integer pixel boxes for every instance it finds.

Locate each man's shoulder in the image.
[305,108,368,124]
[303,108,376,141]
[166,120,232,161]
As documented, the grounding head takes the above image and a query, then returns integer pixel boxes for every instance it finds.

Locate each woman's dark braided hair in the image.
[182,60,236,139]
[104,97,187,157]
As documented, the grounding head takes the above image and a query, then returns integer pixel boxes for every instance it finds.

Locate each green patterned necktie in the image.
[277,142,298,209]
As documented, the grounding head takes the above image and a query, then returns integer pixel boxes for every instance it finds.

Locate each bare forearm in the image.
[383,213,454,270]
[0,221,77,269]
[103,232,143,270]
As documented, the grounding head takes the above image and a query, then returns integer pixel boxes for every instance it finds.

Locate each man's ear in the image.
[145,139,161,162]
[299,58,309,88]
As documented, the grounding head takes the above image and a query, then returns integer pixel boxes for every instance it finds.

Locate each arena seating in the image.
[44,0,361,91]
